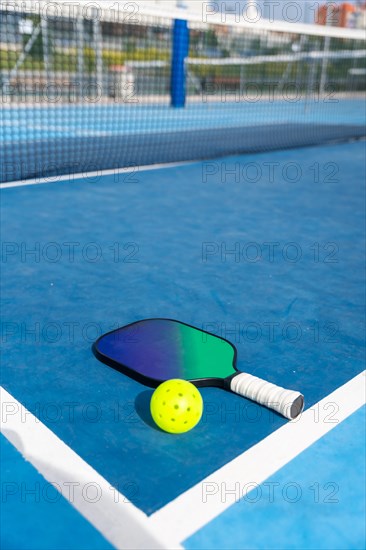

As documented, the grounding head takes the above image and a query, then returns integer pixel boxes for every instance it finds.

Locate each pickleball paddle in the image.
[93,318,304,420]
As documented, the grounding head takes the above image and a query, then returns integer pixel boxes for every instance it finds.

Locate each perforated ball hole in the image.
[178,393,183,397]
[174,405,179,409]
[171,418,175,422]
[187,407,191,412]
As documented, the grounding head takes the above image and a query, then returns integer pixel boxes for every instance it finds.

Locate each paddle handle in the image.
[229,372,304,420]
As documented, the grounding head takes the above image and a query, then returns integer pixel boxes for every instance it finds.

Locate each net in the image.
[1,1,365,183]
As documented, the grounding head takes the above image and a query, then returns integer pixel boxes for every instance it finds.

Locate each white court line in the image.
[148,371,366,543]
[0,387,182,550]
[0,160,197,189]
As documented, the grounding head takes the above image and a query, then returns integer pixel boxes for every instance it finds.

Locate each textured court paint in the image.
[1,387,182,550]
[184,405,366,550]
[96,319,235,382]
[1,143,365,514]
[149,372,364,541]
[0,435,112,550]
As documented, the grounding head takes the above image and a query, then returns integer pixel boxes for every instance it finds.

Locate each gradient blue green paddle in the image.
[93,319,304,419]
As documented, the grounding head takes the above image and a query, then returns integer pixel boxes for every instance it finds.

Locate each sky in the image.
[209,1,362,23]
[154,1,363,23]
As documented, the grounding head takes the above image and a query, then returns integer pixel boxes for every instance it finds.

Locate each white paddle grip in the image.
[230,372,304,420]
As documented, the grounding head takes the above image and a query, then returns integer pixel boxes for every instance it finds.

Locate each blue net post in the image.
[171,19,189,108]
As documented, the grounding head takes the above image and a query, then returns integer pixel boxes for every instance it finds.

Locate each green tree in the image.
[22,16,44,62]
[206,29,218,48]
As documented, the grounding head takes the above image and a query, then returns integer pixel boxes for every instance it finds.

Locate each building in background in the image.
[317,2,366,28]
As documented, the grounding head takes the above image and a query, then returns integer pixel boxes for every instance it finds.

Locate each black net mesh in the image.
[1,2,365,183]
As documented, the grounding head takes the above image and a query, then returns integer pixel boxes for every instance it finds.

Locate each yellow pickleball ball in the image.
[150,379,203,434]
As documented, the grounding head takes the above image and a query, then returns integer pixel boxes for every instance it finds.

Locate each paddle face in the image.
[93,319,237,387]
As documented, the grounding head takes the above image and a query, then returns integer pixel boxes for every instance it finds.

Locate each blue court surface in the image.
[185,405,366,550]
[1,140,365,549]
[3,99,365,139]
[2,99,365,183]
[0,435,112,550]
